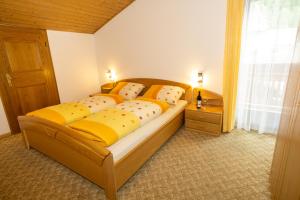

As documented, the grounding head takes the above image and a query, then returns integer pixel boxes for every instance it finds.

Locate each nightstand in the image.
[89,92,101,97]
[89,83,115,97]
[185,103,223,136]
[101,83,114,94]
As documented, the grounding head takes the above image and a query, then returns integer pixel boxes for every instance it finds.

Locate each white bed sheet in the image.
[107,100,188,162]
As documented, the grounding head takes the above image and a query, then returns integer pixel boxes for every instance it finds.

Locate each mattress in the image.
[107,100,188,162]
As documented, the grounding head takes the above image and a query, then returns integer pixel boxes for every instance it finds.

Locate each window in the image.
[235,0,300,134]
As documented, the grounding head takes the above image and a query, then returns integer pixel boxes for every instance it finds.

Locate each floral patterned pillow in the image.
[118,82,145,100]
[156,85,185,105]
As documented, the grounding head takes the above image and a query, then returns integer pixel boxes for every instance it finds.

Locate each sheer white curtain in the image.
[236,0,300,134]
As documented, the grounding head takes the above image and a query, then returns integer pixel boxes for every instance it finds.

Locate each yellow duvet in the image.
[27,94,123,124]
[68,97,169,146]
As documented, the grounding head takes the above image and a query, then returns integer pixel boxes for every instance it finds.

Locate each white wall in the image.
[0,99,10,135]
[47,30,100,102]
[94,0,227,94]
[0,1,226,134]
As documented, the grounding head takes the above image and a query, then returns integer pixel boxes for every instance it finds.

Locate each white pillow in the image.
[119,82,145,100]
[156,85,185,104]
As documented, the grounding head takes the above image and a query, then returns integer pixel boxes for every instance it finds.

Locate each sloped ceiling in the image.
[0,0,134,33]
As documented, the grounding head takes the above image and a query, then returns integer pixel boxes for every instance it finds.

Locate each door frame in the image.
[0,26,60,134]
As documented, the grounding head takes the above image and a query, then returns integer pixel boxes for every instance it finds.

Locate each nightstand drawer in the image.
[185,119,221,134]
[186,110,221,124]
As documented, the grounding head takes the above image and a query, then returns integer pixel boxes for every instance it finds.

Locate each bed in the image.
[18,78,192,200]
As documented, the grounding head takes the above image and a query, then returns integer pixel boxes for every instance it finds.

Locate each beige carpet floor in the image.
[0,128,275,200]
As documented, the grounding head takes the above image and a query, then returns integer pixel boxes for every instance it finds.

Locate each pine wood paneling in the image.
[0,0,134,33]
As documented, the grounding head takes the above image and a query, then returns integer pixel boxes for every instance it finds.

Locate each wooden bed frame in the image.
[18,78,192,200]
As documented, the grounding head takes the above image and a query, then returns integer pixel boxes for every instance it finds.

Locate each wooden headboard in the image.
[102,78,192,102]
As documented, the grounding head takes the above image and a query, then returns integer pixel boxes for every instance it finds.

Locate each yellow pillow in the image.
[143,85,164,99]
[109,82,128,94]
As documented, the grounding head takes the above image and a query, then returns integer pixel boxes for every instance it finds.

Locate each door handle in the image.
[5,73,12,87]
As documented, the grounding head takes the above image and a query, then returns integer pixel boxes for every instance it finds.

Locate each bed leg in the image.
[21,130,30,150]
[103,153,117,200]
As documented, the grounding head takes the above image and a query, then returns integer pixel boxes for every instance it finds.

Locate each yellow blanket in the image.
[69,98,169,146]
[27,94,123,124]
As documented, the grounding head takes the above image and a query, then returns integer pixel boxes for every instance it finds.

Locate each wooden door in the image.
[0,26,60,134]
[270,28,300,199]
[280,98,300,198]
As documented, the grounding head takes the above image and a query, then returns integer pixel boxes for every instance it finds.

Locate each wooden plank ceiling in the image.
[0,0,134,33]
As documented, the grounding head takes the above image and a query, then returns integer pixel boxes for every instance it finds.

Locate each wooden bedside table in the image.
[89,83,115,97]
[89,92,101,97]
[185,103,223,136]
[101,83,114,94]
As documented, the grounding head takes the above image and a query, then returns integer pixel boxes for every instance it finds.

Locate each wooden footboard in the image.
[18,116,117,200]
[18,111,184,200]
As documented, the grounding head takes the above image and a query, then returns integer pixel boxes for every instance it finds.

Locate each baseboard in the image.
[0,132,11,139]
